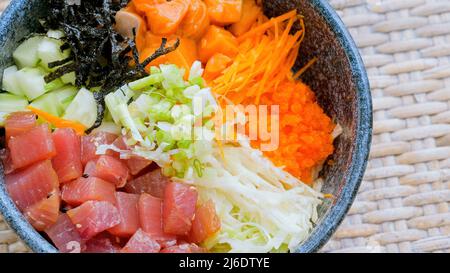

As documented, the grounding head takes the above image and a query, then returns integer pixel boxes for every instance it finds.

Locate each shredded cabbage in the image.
[100,62,324,253]
[190,138,323,253]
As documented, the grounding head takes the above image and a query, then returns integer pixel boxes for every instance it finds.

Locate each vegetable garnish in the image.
[208,9,335,183]
[27,106,86,135]
[41,0,180,133]
[210,10,303,105]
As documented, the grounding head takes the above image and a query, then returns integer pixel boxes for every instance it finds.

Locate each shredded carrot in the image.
[292,57,318,80]
[209,9,334,184]
[27,106,86,135]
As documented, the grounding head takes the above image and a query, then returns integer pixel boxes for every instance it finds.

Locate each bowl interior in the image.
[0,0,371,253]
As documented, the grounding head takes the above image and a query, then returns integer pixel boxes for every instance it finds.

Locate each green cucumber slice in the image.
[63,88,97,128]
[0,93,29,113]
[13,36,44,68]
[2,66,23,96]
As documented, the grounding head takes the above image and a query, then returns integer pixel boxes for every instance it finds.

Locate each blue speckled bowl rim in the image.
[0,0,371,253]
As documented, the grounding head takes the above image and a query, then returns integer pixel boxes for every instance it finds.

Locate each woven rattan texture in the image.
[0,0,449,253]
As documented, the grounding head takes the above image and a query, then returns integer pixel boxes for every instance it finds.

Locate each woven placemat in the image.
[0,0,449,253]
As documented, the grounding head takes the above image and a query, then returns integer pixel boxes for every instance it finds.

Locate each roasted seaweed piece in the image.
[41,0,179,132]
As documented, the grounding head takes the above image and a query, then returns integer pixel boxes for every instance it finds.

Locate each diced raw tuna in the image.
[108,192,140,237]
[24,191,60,231]
[0,148,15,174]
[126,156,152,176]
[138,193,163,235]
[83,234,120,253]
[67,200,121,240]
[85,155,129,188]
[8,124,56,169]
[5,111,37,140]
[61,177,116,206]
[125,169,169,198]
[6,160,59,211]
[138,193,177,246]
[81,131,117,165]
[121,229,161,253]
[188,200,221,243]
[111,136,152,175]
[160,243,206,253]
[51,128,83,183]
[45,214,84,253]
[163,182,198,235]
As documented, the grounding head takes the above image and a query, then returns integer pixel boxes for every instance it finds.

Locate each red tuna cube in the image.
[81,131,117,165]
[121,229,161,253]
[24,191,60,231]
[125,169,169,198]
[51,128,83,183]
[67,200,121,240]
[5,111,36,140]
[6,160,59,211]
[61,177,116,206]
[108,192,140,237]
[188,200,221,244]
[45,214,84,253]
[8,124,56,169]
[84,155,129,188]
[138,193,177,246]
[163,182,198,235]
[83,234,121,253]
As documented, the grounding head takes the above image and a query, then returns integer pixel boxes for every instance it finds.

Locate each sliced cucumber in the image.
[13,36,44,68]
[15,67,47,100]
[53,85,78,108]
[0,93,29,113]
[30,92,61,116]
[63,88,97,128]
[61,71,76,85]
[2,66,23,96]
[38,37,71,70]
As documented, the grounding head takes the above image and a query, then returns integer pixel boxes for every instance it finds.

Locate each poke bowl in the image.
[0,0,371,253]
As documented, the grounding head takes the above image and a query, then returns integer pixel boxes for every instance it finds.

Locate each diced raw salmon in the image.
[8,124,56,169]
[81,132,117,166]
[125,169,169,198]
[45,214,84,253]
[24,191,60,231]
[188,200,221,243]
[85,155,129,188]
[121,229,161,253]
[61,177,116,206]
[5,111,36,141]
[6,160,59,211]
[179,0,210,39]
[163,182,198,235]
[108,192,140,237]
[160,243,206,253]
[67,201,121,240]
[52,128,83,183]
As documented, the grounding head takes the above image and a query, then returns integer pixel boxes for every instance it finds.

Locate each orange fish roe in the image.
[252,81,335,184]
[210,10,335,184]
